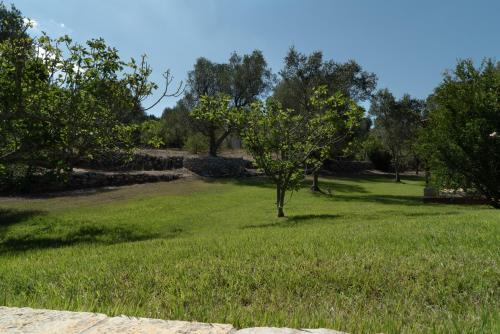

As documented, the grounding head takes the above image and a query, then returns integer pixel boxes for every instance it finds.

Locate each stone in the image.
[0,307,235,334]
[0,307,107,333]
[82,316,234,334]
[184,157,246,177]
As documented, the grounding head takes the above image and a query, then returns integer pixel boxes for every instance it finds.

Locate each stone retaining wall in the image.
[183,157,247,177]
[79,152,184,171]
[69,171,181,190]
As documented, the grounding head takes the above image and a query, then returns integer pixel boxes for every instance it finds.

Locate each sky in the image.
[7,0,500,116]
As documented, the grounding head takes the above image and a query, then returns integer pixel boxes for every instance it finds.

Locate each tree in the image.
[186,51,272,156]
[0,7,179,191]
[242,87,363,217]
[190,94,244,156]
[0,2,27,43]
[160,99,191,148]
[369,89,424,182]
[274,47,376,191]
[422,59,500,208]
[139,119,164,148]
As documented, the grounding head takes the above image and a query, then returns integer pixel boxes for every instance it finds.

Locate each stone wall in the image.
[69,171,180,190]
[184,156,247,177]
[2,171,181,194]
[79,152,184,171]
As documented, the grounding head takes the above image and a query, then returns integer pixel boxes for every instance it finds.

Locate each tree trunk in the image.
[276,185,285,217]
[394,155,401,182]
[395,166,401,182]
[208,130,217,157]
[311,170,321,192]
[425,167,430,186]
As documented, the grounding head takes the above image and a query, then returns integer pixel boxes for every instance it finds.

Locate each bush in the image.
[161,103,191,148]
[184,133,208,154]
[367,149,393,172]
[139,120,165,148]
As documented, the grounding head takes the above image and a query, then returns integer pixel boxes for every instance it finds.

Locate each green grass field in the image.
[0,175,499,333]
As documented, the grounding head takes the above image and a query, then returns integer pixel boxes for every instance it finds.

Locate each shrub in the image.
[184,133,209,154]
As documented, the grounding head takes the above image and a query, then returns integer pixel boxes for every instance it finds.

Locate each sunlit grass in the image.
[0,175,499,333]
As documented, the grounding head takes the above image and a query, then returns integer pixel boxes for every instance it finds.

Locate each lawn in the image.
[0,175,498,333]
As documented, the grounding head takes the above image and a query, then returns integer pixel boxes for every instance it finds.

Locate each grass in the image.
[0,175,499,333]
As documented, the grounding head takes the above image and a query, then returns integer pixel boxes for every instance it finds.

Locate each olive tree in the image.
[274,47,376,191]
[186,51,273,156]
[369,89,424,182]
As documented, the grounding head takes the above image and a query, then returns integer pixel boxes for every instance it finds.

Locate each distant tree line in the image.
[1,2,498,211]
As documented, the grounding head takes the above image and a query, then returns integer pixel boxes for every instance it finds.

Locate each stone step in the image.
[0,307,346,334]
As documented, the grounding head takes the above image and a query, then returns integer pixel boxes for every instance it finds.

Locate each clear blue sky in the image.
[8,0,500,116]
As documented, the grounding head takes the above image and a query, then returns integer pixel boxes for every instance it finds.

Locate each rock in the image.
[0,307,107,333]
[0,307,234,334]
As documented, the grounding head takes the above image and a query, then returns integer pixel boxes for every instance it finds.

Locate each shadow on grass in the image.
[0,208,45,226]
[20,186,119,199]
[207,176,368,193]
[0,223,182,253]
[332,194,423,206]
[0,208,46,240]
[242,214,340,229]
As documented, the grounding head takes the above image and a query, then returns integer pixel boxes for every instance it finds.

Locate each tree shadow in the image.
[242,214,340,229]
[0,209,46,239]
[18,186,119,199]
[204,176,275,189]
[207,176,369,194]
[0,224,182,253]
[332,194,423,206]
[0,208,45,226]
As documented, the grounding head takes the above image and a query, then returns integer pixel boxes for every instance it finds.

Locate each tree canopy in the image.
[186,50,273,156]
[369,89,424,182]
[242,86,363,217]
[422,59,500,207]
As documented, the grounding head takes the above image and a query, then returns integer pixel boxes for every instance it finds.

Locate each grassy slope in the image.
[0,176,498,333]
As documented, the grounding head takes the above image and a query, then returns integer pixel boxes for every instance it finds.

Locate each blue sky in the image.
[8,0,500,116]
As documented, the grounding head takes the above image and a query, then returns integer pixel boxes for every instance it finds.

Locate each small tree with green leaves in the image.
[242,87,362,217]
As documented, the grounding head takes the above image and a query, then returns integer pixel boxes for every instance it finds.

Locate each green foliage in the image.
[362,133,393,171]
[275,47,377,111]
[422,59,500,207]
[190,94,245,156]
[161,101,191,148]
[0,176,498,333]
[242,86,363,216]
[0,5,165,190]
[184,133,209,154]
[0,2,26,43]
[139,119,164,148]
[369,89,424,181]
[185,51,272,156]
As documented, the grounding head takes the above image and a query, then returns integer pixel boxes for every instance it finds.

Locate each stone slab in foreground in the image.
[0,307,233,334]
[0,307,345,334]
